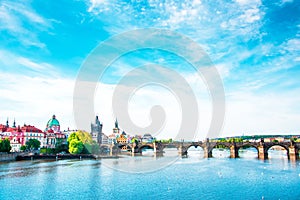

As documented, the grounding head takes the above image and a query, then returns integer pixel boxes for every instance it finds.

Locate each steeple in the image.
[6,117,9,128]
[95,115,101,125]
[115,118,118,129]
[12,118,16,128]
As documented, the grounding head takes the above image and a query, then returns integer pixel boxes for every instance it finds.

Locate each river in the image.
[0,148,299,200]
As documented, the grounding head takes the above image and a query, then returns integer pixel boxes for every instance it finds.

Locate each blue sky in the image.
[0,0,299,139]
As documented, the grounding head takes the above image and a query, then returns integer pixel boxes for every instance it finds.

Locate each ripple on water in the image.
[0,155,299,200]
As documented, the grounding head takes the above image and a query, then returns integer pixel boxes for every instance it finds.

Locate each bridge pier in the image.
[178,145,187,157]
[230,145,239,158]
[258,145,268,160]
[288,146,299,161]
[203,147,212,158]
[131,147,135,156]
[109,145,113,156]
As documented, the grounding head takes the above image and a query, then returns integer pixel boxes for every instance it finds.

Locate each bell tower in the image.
[113,118,120,134]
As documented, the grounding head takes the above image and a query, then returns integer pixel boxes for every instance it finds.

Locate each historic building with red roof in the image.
[0,115,66,152]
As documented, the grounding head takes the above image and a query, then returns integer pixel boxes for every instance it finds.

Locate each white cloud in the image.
[284,39,300,51]
[224,90,300,136]
[1,65,299,139]
[0,72,75,132]
[0,49,60,77]
[0,1,53,48]
[235,0,261,6]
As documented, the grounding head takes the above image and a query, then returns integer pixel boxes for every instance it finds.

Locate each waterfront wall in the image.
[0,152,19,162]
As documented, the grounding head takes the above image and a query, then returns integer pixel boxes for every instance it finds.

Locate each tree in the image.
[20,145,27,151]
[0,139,12,152]
[26,139,41,151]
[68,131,98,154]
[69,139,84,154]
[55,138,68,153]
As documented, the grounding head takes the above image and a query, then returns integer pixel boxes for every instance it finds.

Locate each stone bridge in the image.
[100,139,300,160]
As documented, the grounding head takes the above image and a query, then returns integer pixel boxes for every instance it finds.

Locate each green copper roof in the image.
[47,115,60,128]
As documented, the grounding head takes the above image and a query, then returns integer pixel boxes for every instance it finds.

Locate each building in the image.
[113,118,120,135]
[91,116,103,145]
[142,133,154,143]
[45,115,65,148]
[116,131,127,144]
[0,119,45,152]
[108,134,116,144]
[0,115,67,152]
[101,133,109,144]
[45,115,60,133]
[62,128,77,140]
[22,125,45,147]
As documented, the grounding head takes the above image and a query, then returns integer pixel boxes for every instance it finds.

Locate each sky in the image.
[0,0,299,140]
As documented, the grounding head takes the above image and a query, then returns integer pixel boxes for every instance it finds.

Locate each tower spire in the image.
[95,115,100,125]
[115,118,118,129]
[6,117,9,128]
[13,118,16,128]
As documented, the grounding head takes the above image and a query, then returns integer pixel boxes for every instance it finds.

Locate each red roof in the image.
[6,127,18,132]
[21,125,43,133]
[46,129,54,133]
[0,124,7,130]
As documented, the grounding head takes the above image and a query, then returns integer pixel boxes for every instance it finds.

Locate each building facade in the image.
[0,115,66,152]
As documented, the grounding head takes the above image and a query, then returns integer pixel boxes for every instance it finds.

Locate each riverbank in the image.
[0,152,20,162]
[0,153,119,162]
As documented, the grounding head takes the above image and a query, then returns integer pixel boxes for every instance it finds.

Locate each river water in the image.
[0,149,299,200]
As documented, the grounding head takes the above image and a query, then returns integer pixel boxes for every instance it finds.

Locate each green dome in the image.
[47,115,60,128]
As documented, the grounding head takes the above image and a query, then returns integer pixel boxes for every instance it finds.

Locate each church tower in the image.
[91,116,103,145]
[113,118,120,135]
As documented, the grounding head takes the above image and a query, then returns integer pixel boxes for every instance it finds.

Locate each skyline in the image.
[1,0,300,139]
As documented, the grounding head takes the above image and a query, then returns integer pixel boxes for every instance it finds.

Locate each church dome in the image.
[46,115,60,128]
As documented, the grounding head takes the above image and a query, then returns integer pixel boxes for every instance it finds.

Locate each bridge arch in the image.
[117,144,132,151]
[237,144,259,159]
[186,144,204,150]
[210,143,231,158]
[237,143,259,152]
[162,144,180,156]
[211,142,231,150]
[266,144,289,159]
[265,144,289,152]
[161,143,180,150]
[186,145,204,158]
[138,144,154,153]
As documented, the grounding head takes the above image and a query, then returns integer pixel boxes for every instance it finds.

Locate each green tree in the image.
[69,139,84,154]
[20,145,27,151]
[68,131,97,154]
[55,138,68,153]
[0,139,12,152]
[26,139,41,151]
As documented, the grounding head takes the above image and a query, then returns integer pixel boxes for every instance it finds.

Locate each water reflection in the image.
[212,148,230,158]
[187,146,204,158]
[239,147,258,159]
[268,145,288,160]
